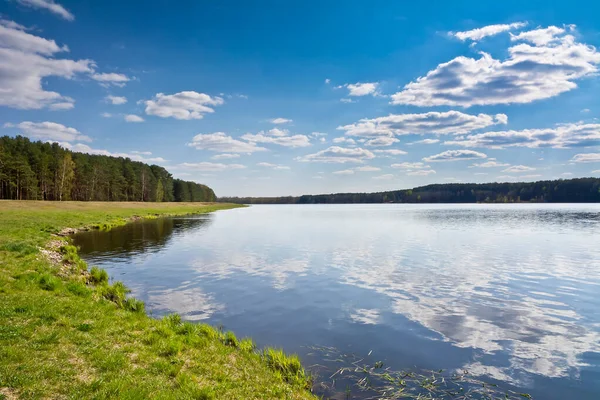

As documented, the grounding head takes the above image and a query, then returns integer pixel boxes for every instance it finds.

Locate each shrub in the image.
[99,281,129,306]
[223,331,238,348]
[38,273,60,291]
[263,348,309,387]
[124,298,145,313]
[89,267,109,285]
[66,281,91,297]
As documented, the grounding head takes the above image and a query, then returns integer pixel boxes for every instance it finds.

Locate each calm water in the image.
[73,204,600,399]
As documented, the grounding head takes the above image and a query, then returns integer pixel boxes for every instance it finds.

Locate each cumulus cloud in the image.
[4,121,91,142]
[423,150,487,162]
[145,91,224,120]
[470,160,510,168]
[333,165,381,175]
[105,95,127,105]
[571,153,600,163]
[451,22,528,42]
[445,123,600,149]
[364,136,400,147]
[187,132,266,153]
[333,169,355,175]
[391,162,430,169]
[241,131,311,148]
[296,146,375,163]
[211,153,240,160]
[502,165,536,173]
[392,25,600,107]
[339,111,506,137]
[270,118,292,124]
[333,137,356,145]
[91,72,130,87]
[16,0,74,21]
[411,138,440,145]
[256,162,290,170]
[175,162,246,172]
[373,149,407,156]
[0,21,93,109]
[338,82,380,97]
[407,169,436,176]
[124,114,144,123]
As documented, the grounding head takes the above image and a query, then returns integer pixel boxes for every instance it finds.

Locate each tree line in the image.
[0,136,216,202]
[219,178,600,204]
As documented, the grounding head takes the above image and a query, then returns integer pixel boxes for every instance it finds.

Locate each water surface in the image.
[73,204,600,399]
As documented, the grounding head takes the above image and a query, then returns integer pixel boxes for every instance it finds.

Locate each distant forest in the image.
[219,178,600,204]
[0,136,215,202]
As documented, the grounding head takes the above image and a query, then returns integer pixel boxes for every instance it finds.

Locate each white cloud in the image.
[333,137,356,145]
[176,162,246,172]
[592,170,600,174]
[496,175,516,181]
[339,111,506,137]
[91,72,130,86]
[391,162,430,169]
[4,121,91,142]
[374,149,407,156]
[187,132,266,153]
[521,174,543,179]
[324,78,331,84]
[373,174,395,180]
[270,118,292,124]
[16,0,74,21]
[100,112,112,118]
[296,146,375,163]
[470,160,510,168]
[340,98,356,103]
[256,162,290,170]
[571,153,600,163]
[145,91,224,120]
[411,138,440,145]
[445,123,600,149]
[392,26,600,107]
[347,82,379,96]
[451,22,528,42]
[211,153,240,160]
[310,132,327,138]
[502,165,536,173]
[0,21,93,109]
[124,114,144,123]
[333,169,355,175]
[355,166,381,172]
[105,95,127,105]
[474,172,488,176]
[364,136,400,147]
[561,172,573,176]
[423,150,487,162]
[581,108,590,113]
[241,132,311,148]
[407,169,436,176]
[259,128,289,137]
[60,143,167,164]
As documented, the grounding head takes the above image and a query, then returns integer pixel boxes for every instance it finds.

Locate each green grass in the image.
[0,201,315,399]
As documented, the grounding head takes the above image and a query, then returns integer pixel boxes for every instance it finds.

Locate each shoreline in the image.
[0,201,315,399]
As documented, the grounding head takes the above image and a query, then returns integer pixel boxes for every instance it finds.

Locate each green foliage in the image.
[38,273,60,291]
[123,297,145,313]
[263,348,310,388]
[89,266,109,285]
[223,331,239,348]
[0,135,215,202]
[99,281,130,306]
[66,281,91,297]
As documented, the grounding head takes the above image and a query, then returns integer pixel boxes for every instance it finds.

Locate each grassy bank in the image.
[0,201,315,400]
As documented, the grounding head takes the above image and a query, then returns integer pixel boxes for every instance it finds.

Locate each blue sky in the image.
[1,0,600,197]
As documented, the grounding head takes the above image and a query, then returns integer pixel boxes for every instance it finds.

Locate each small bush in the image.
[175,321,197,336]
[223,331,238,348]
[38,273,60,291]
[89,266,108,285]
[263,348,309,387]
[124,297,145,313]
[197,324,219,340]
[60,245,79,263]
[77,323,92,332]
[99,281,129,306]
[165,313,182,327]
[239,338,256,353]
[66,281,90,297]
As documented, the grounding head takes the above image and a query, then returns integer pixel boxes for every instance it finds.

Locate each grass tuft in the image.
[38,273,60,291]
[89,266,109,285]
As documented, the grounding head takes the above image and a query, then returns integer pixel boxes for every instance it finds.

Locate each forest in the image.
[219,178,600,204]
[0,136,215,202]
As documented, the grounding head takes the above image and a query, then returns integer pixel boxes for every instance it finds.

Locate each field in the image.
[0,201,314,400]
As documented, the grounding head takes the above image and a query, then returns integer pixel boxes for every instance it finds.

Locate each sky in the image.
[1,0,600,197]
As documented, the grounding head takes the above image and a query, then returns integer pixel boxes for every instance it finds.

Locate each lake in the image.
[73,204,600,399]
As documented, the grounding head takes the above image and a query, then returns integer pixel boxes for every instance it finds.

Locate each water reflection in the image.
[74,205,600,400]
